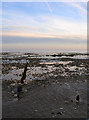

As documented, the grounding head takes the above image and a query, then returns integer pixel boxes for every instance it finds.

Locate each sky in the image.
[1,2,87,52]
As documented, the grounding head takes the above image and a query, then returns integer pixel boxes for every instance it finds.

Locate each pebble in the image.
[51,112,55,114]
[71,100,73,102]
[52,115,56,118]
[76,95,80,102]
[54,98,56,101]
[64,100,69,104]
[24,82,28,85]
[42,84,45,87]
[10,83,16,87]
[24,89,28,92]
[13,98,18,101]
[14,94,17,97]
[34,109,38,112]
[53,82,55,85]
[57,112,63,115]
[11,91,15,94]
[60,83,62,85]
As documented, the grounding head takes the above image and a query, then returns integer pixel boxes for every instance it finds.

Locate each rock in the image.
[13,98,18,101]
[54,98,56,101]
[53,82,55,85]
[51,112,55,114]
[34,109,38,112]
[57,112,63,115]
[19,74,22,76]
[76,95,80,102]
[14,94,17,97]
[24,89,28,92]
[11,91,15,94]
[10,83,16,87]
[42,84,45,87]
[64,100,69,104]
[15,79,18,82]
[51,109,55,115]
[60,83,62,85]
[24,81,28,85]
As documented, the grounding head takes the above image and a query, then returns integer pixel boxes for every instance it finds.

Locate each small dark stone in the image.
[51,112,55,114]
[71,100,73,102]
[57,112,62,115]
[76,95,80,102]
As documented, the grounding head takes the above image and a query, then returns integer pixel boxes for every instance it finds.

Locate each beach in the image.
[2,52,88,118]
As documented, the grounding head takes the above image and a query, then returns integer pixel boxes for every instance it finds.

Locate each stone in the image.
[57,112,63,115]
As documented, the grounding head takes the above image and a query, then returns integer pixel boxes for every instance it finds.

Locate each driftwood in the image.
[17,63,28,99]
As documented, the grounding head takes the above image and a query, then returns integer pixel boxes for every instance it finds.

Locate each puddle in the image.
[2,74,21,81]
[3,59,29,64]
[40,61,72,65]
[27,67,47,74]
[60,55,89,59]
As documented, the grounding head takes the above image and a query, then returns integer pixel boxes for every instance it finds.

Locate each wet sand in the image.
[3,80,87,118]
[2,52,88,118]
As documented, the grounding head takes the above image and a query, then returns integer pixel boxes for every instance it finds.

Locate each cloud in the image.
[2,7,87,40]
[2,13,87,40]
[67,2,87,14]
[2,30,87,41]
[44,1,53,15]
